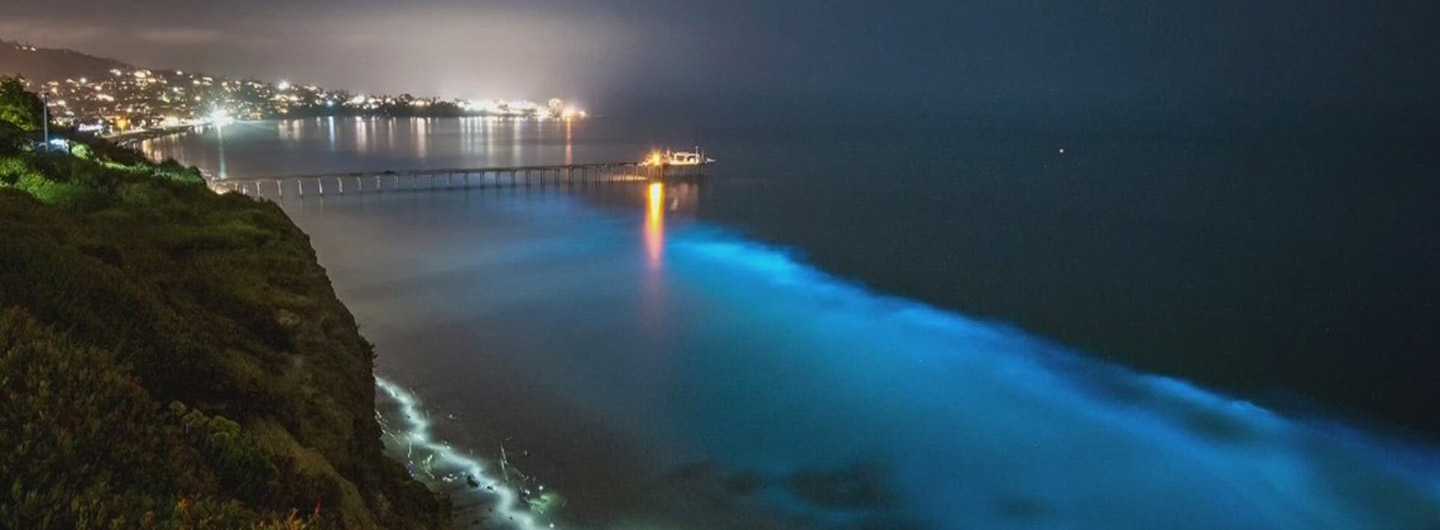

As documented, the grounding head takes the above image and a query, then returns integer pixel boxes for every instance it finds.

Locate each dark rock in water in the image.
[786,462,893,510]
[466,474,480,488]
[997,497,1050,520]
[723,471,766,495]
[667,460,720,483]
[853,516,922,530]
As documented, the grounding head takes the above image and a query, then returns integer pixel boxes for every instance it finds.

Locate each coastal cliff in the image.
[0,77,450,528]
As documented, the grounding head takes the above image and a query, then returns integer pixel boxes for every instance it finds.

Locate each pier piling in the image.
[216,161,705,201]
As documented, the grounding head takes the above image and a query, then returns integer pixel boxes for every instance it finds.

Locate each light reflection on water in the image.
[139,116,608,179]
[646,182,665,268]
[274,186,1438,530]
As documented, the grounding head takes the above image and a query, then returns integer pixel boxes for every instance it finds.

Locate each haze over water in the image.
[144,118,1440,529]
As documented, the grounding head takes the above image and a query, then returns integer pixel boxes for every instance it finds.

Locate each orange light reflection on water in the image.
[564,119,573,165]
[646,182,664,268]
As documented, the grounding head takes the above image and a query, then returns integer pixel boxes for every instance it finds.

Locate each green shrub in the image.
[0,120,28,156]
[0,77,42,132]
[170,403,280,504]
[0,309,190,529]
[0,155,40,186]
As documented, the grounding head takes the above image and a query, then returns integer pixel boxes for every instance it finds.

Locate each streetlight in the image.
[39,88,49,151]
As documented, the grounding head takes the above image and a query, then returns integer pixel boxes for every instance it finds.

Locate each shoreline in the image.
[376,378,565,530]
[108,124,201,147]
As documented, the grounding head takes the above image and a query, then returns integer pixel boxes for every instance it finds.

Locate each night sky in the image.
[3,1,1435,128]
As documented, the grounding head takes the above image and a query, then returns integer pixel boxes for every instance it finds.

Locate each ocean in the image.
[142,117,1440,529]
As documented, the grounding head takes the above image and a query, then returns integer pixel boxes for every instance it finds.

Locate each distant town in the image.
[3,40,587,137]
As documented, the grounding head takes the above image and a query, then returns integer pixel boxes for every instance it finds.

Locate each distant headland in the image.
[0,39,587,137]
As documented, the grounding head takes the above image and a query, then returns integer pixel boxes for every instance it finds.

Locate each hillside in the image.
[0,77,451,529]
[0,40,132,83]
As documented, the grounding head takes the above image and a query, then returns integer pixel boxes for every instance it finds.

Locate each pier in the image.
[210,161,706,199]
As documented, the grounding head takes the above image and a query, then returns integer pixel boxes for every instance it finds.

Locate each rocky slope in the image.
[0,76,450,529]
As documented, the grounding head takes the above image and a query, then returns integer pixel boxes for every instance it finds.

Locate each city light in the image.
[12,41,589,135]
[207,109,234,127]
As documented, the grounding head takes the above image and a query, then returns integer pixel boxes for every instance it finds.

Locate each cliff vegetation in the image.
[0,76,450,529]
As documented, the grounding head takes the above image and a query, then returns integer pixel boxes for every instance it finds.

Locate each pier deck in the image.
[210,161,705,199]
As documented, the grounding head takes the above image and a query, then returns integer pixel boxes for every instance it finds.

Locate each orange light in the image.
[645,182,664,267]
[648,182,663,222]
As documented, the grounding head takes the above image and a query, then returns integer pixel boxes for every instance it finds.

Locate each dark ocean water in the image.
[143,118,1440,529]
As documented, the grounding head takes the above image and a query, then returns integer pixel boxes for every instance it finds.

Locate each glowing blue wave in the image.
[666,231,1440,529]
[376,377,561,530]
[363,208,1440,529]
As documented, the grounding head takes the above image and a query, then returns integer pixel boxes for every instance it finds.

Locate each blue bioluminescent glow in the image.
[376,377,562,530]
[663,231,1440,529]
[290,189,1440,529]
